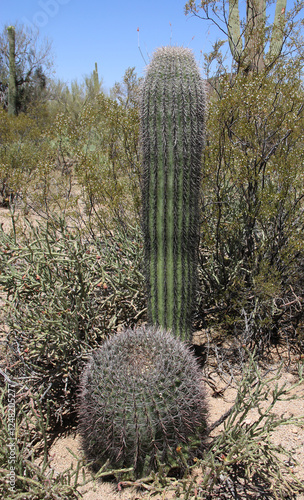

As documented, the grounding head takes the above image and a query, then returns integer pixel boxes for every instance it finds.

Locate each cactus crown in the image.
[77,325,208,477]
[140,46,206,341]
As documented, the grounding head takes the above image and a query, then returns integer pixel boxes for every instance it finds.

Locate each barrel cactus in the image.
[77,325,208,477]
[140,46,206,341]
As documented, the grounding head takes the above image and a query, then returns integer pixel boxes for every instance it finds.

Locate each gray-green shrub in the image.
[0,215,145,422]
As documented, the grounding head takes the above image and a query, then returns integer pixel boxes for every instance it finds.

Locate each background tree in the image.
[110,66,142,108]
[43,67,142,224]
[49,62,104,121]
[0,23,53,113]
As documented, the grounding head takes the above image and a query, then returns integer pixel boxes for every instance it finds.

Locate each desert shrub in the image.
[73,92,141,224]
[0,214,145,423]
[77,325,209,478]
[195,62,304,353]
[0,106,56,208]
[181,1,304,351]
[50,68,142,226]
[0,383,79,499]
[0,67,141,222]
[198,358,304,498]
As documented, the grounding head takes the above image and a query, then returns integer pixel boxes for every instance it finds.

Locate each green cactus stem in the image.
[228,0,243,62]
[140,46,206,341]
[7,26,17,116]
[269,0,287,61]
[228,0,286,72]
[93,62,99,94]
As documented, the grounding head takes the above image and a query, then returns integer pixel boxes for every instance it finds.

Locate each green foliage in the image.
[75,93,141,221]
[0,215,145,422]
[0,24,53,113]
[183,0,304,351]
[0,382,124,498]
[0,384,80,499]
[50,68,142,224]
[185,0,303,76]
[77,325,208,478]
[55,63,103,118]
[0,60,141,223]
[140,46,206,341]
[111,66,141,108]
[0,105,55,207]
[200,358,304,498]
[197,59,304,349]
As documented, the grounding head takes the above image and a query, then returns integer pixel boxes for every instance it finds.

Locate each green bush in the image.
[0,107,55,207]
[0,215,145,422]
[195,63,304,352]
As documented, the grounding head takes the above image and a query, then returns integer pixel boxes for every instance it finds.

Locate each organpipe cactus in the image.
[77,325,208,478]
[140,46,206,341]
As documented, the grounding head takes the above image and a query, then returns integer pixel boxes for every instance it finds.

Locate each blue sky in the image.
[1,0,291,91]
[1,0,216,91]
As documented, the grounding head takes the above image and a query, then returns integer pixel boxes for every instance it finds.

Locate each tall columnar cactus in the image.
[228,0,287,72]
[93,62,99,94]
[77,326,208,477]
[7,26,17,116]
[140,46,206,341]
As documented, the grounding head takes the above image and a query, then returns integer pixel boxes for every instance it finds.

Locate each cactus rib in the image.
[140,46,206,341]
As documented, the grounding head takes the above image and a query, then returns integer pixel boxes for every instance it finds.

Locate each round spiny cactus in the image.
[77,326,208,477]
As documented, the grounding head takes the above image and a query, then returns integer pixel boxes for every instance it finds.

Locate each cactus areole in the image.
[140,46,206,341]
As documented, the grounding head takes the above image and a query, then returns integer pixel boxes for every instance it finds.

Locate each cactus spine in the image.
[78,326,208,477]
[228,0,286,72]
[140,47,205,341]
[7,26,17,116]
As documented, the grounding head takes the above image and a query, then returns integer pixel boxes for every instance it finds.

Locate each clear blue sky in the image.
[1,0,216,91]
[1,0,291,91]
